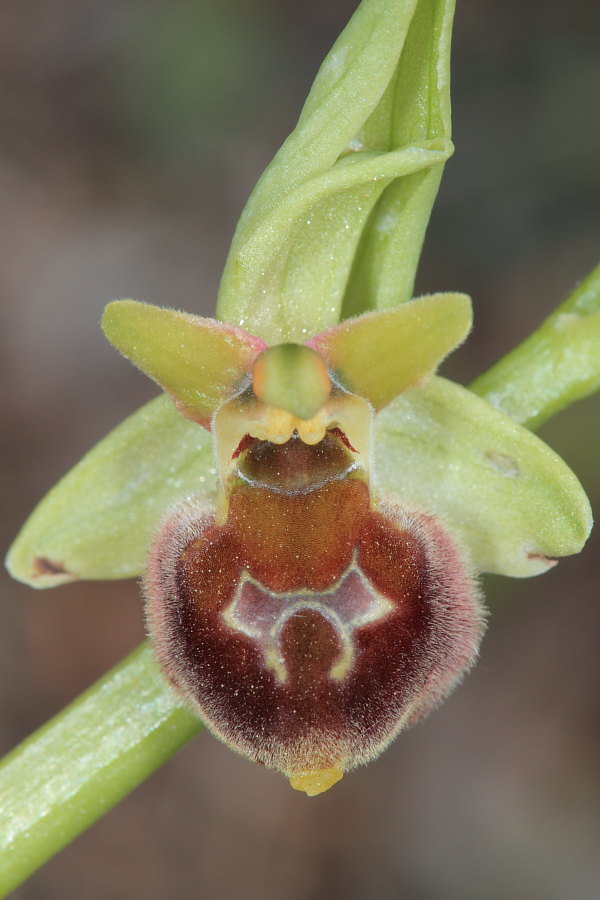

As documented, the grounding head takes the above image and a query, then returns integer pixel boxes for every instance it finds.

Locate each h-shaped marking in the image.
[222,562,393,683]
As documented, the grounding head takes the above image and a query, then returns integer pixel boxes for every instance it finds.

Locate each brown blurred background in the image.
[1,1,599,898]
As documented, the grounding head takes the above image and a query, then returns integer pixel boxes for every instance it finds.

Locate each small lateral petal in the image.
[374,377,593,577]
[102,300,266,427]
[308,293,472,409]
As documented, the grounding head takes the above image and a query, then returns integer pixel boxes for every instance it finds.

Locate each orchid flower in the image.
[90,291,589,797]
[5,291,591,797]
[2,0,599,892]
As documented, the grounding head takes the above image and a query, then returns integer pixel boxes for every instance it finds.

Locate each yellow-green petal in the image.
[5,396,214,588]
[309,293,471,409]
[374,377,592,577]
[102,300,265,427]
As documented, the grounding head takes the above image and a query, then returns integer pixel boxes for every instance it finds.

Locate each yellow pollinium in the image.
[248,405,328,445]
[288,765,344,797]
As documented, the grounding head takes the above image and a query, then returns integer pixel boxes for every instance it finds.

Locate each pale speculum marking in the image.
[222,561,393,683]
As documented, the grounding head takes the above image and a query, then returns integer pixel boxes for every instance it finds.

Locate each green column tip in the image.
[252,344,332,420]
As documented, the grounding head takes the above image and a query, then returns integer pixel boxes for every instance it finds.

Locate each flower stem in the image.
[0,643,201,898]
[470,262,600,427]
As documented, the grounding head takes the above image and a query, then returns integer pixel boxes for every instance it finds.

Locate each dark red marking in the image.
[231,434,256,459]
[33,557,70,577]
[329,426,358,453]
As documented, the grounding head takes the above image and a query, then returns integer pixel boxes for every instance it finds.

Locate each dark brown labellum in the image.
[145,423,484,795]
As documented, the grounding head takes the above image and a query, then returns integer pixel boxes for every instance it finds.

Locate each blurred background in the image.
[1,0,599,897]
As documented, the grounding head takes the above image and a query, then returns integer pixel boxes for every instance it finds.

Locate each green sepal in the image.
[217,0,456,342]
[5,396,214,587]
[309,293,471,409]
[102,301,265,427]
[374,377,593,577]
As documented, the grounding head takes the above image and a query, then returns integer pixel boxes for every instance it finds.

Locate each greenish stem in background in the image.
[1,261,599,896]
[0,644,201,898]
[470,262,600,428]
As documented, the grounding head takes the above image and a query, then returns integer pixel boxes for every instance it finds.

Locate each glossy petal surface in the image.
[342,0,456,316]
[309,293,471,409]
[375,377,593,576]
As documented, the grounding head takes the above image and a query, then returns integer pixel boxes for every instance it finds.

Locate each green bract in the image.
[217,0,455,342]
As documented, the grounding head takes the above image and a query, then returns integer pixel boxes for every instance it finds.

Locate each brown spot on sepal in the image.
[527,553,557,569]
[30,556,77,586]
[34,556,68,575]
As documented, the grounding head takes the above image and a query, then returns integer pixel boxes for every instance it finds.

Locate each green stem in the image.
[470,262,600,428]
[0,643,201,898]
[1,263,599,895]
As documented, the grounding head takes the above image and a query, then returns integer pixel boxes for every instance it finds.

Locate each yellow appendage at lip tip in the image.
[288,765,344,796]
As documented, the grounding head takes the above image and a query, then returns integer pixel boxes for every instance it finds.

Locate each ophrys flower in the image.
[30,292,580,796]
